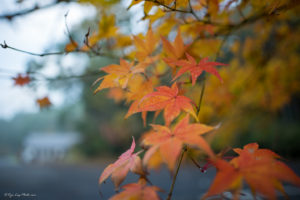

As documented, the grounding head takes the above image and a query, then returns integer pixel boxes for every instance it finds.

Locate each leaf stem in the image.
[196,78,206,119]
[166,146,187,200]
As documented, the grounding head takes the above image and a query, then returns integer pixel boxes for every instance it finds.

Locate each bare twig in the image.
[145,0,223,25]
[196,78,206,118]
[64,11,77,45]
[188,0,200,21]
[166,146,187,200]
[0,0,74,20]
[1,41,64,57]
[0,40,119,59]
[42,71,102,82]
[83,27,103,56]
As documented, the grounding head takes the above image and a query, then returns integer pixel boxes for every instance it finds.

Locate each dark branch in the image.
[190,3,296,45]
[1,41,64,56]
[41,71,103,82]
[0,0,73,21]
[83,27,103,56]
[0,40,119,59]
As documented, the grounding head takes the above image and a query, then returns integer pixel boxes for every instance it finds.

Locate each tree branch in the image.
[167,146,187,200]
[145,0,224,26]
[196,78,205,118]
[0,41,64,57]
[0,40,119,59]
[0,0,73,21]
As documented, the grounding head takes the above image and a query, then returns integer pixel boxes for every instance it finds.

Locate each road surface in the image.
[0,160,300,200]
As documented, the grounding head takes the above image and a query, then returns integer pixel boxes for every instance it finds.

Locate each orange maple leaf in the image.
[12,74,30,86]
[110,178,161,200]
[99,137,144,189]
[137,82,198,126]
[233,143,281,160]
[162,29,189,68]
[205,143,300,199]
[143,115,214,170]
[172,53,227,85]
[133,29,159,61]
[125,79,154,126]
[64,41,78,52]
[94,57,157,94]
[36,97,51,109]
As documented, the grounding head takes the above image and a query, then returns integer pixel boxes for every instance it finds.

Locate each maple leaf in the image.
[94,58,155,93]
[97,14,118,39]
[205,143,300,199]
[233,142,281,160]
[109,178,161,200]
[133,29,159,61]
[142,115,214,170]
[172,53,227,85]
[125,78,154,126]
[64,41,78,52]
[36,97,51,109]
[107,87,125,103]
[99,137,144,189]
[12,74,30,86]
[162,29,189,68]
[137,82,198,126]
[128,0,171,18]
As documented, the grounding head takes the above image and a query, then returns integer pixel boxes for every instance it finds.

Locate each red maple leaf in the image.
[110,178,161,200]
[172,53,227,85]
[205,143,300,199]
[137,82,197,126]
[99,137,144,189]
[143,115,214,170]
[12,74,30,86]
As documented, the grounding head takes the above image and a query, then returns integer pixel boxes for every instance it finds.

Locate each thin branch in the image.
[0,0,74,21]
[33,70,103,83]
[187,2,295,43]
[0,69,102,83]
[43,71,102,82]
[189,155,202,169]
[218,3,292,33]
[1,41,64,57]
[188,0,200,21]
[196,78,206,118]
[0,40,119,60]
[145,0,223,25]
[83,27,103,56]
[145,0,190,13]
[166,146,187,200]
[64,11,76,45]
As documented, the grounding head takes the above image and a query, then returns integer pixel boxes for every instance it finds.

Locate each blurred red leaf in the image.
[110,178,161,200]
[12,74,30,86]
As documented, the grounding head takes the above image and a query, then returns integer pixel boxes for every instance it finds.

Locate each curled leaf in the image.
[99,137,144,189]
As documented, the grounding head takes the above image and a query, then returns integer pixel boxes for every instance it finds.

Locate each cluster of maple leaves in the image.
[94,26,300,199]
[8,0,300,199]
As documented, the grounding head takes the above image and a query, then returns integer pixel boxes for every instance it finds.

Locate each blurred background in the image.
[0,0,300,199]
